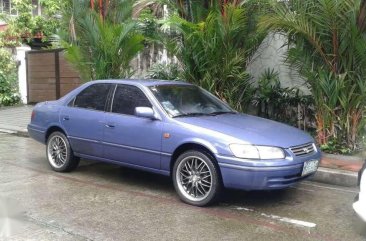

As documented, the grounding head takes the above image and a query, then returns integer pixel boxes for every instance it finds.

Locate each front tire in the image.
[46,131,79,172]
[173,150,221,206]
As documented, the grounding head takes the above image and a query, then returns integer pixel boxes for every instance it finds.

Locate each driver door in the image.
[103,84,163,169]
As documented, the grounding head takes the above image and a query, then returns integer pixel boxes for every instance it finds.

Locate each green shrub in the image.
[0,0,65,48]
[0,49,20,106]
[320,138,352,155]
[252,69,314,131]
[148,63,182,80]
[260,0,366,152]
[163,4,267,111]
[61,0,144,81]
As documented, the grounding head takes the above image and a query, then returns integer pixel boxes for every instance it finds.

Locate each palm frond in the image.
[61,0,144,81]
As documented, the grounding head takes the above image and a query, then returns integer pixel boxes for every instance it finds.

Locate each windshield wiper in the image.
[173,113,208,118]
[173,111,236,118]
[208,111,237,116]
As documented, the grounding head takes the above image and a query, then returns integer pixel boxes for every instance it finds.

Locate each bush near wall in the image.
[260,0,366,153]
[0,49,20,106]
[252,69,314,132]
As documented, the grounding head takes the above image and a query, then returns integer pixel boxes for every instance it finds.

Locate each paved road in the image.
[0,133,364,241]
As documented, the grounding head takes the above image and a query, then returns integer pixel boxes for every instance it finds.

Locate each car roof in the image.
[88,79,193,87]
[57,79,194,105]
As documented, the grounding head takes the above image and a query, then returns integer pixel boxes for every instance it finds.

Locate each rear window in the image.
[73,84,111,111]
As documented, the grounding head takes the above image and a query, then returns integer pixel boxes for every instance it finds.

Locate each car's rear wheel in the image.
[173,150,221,206]
[46,131,79,172]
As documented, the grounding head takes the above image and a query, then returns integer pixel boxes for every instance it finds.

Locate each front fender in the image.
[175,138,219,155]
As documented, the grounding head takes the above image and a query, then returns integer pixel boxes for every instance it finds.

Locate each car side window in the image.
[73,84,111,111]
[112,85,152,115]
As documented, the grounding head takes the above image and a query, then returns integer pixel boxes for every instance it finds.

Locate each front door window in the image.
[112,85,152,115]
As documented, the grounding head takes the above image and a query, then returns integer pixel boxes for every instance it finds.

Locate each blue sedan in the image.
[28,80,320,206]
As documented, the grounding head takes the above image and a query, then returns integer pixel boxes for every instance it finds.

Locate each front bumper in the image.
[353,198,366,222]
[353,161,366,222]
[216,153,321,190]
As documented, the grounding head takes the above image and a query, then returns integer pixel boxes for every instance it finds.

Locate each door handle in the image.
[63,116,70,121]
[105,123,115,128]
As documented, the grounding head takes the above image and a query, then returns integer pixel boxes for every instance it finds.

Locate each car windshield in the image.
[149,84,234,118]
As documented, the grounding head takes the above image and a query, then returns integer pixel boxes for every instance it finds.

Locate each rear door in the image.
[103,84,163,169]
[61,83,112,158]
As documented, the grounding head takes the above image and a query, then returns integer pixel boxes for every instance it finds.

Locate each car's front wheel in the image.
[46,131,79,172]
[173,150,221,206]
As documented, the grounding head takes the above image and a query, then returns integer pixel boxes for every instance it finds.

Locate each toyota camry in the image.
[28,80,321,206]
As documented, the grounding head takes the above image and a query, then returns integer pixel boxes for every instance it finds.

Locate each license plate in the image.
[302,160,319,176]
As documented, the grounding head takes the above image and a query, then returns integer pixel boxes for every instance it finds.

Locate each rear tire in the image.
[172,150,221,206]
[46,131,79,172]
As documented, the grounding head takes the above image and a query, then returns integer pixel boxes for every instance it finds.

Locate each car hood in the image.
[175,113,314,148]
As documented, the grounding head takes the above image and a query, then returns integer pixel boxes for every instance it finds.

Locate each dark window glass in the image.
[2,0,10,13]
[74,84,110,111]
[32,0,39,16]
[112,85,152,115]
[10,1,17,15]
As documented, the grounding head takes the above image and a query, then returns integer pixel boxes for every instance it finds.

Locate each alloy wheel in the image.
[176,156,213,202]
[47,135,68,168]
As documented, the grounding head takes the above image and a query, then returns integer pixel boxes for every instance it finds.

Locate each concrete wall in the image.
[246,32,309,94]
[132,44,178,78]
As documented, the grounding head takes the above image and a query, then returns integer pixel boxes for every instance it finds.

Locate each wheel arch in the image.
[45,125,67,143]
[170,142,222,181]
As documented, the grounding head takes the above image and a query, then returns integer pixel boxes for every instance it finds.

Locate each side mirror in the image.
[135,107,156,119]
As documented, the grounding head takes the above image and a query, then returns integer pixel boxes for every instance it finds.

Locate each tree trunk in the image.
[358,0,366,32]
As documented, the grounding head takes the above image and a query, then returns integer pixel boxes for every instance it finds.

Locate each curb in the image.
[310,167,358,187]
[0,128,29,137]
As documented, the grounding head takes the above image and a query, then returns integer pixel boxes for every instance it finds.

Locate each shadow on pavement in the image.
[75,159,294,207]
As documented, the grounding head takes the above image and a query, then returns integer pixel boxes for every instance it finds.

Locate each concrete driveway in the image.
[0,133,364,241]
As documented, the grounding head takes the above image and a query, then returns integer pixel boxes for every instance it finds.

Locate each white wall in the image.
[16,45,31,104]
[247,32,309,94]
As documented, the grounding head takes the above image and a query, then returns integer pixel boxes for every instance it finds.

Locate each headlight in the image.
[229,144,285,160]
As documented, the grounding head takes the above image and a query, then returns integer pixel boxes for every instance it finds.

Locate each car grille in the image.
[290,143,315,156]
